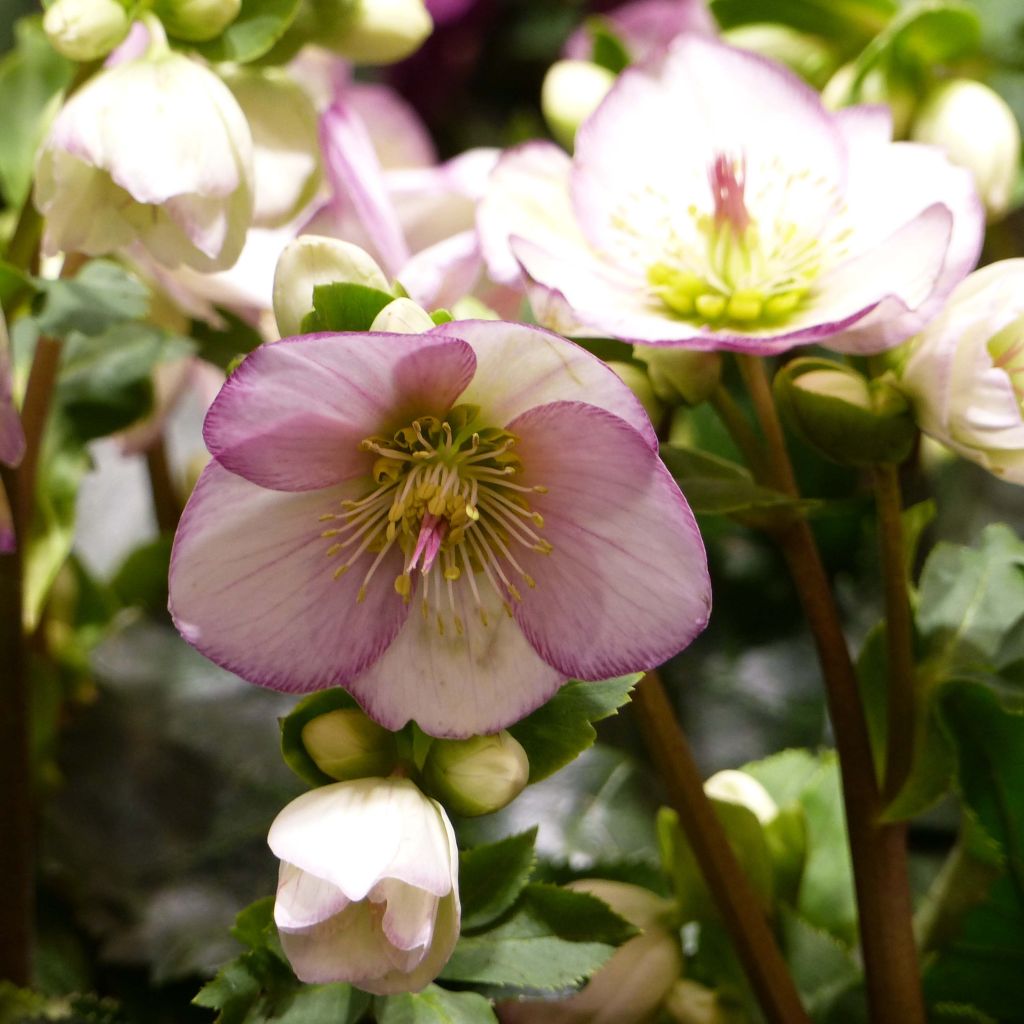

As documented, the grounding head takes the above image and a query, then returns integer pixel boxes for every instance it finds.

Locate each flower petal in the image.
[375,878,440,952]
[509,401,710,679]
[203,332,476,491]
[169,461,409,690]
[275,862,350,931]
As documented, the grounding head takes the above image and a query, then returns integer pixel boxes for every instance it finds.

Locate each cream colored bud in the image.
[370,297,436,334]
[633,346,722,406]
[422,731,529,817]
[301,708,398,781]
[607,360,663,425]
[43,0,130,62]
[541,59,617,150]
[664,979,730,1024]
[272,236,391,337]
[704,769,778,826]
[911,79,1021,221]
[153,0,241,40]
[319,0,433,64]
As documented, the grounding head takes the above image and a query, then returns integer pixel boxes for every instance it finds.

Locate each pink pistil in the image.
[409,513,447,575]
[708,153,749,234]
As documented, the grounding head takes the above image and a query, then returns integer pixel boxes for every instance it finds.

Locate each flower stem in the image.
[708,384,766,476]
[872,463,916,802]
[632,671,811,1024]
[734,354,926,1024]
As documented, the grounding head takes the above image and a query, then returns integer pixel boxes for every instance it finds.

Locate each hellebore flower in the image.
[268,777,459,993]
[169,321,710,736]
[34,23,254,272]
[898,259,1024,484]
[479,36,983,355]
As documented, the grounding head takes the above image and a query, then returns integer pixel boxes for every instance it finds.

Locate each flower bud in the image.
[541,59,617,150]
[315,0,433,64]
[272,236,391,337]
[822,62,915,138]
[301,708,398,781]
[633,347,721,406]
[911,79,1021,221]
[663,979,730,1024]
[774,358,917,466]
[43,0,130,61]
[606,361,663,425]
[370,297,436,333]
[153,0,240,40]
[422,731,529,817]
[722,24,836,87]
[704,769,778,825]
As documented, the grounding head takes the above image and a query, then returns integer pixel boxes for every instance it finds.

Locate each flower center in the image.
[988,315,1024,410]
[318,404,551,636]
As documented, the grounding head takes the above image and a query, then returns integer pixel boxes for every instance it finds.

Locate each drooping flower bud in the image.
[633,347,721,406]
[301,707,398,781]
[152,0,240,40]
[704,769,778,825]
[370,297,436,333]
[606,360,663,425]
[773,358,917,467]
[422,731,529,817]
[911,79,1021,222]
[541,59,617,150]
[43,0,130,61]
[316,0,433,64]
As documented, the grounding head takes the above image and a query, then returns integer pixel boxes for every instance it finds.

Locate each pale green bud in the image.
[541,59,617,150]
[272,235,391,337]
[607,360,663,425]
[153,0,241,40]
[704,769,778,825]
[722,23,837,88]
[911,79,1021,221]
[633,346,721,406]
[774,358,917,467]
[422,731,529,817]
[315,0,432,64]
[663,979,732,1024]
[43,0,130,62]
[301,708,398,780]
[370,297,436,334]
[822,62,915,138]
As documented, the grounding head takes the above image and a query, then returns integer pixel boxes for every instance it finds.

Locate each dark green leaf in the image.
[709,0,896,47]
[508,675,639,783]
[109,535,173,616]
[299,283,395,333]
[460,829,537,932]
[375,986,497,1024]
[269,984,371,1023]
[231,896,277,950]
[192,0,303,63]
[34,260,150,337]
[0,260,36,315]
[279,688,361,786]
[780,907,861,1016]
[586,18,630,73]
[191,306,265,371]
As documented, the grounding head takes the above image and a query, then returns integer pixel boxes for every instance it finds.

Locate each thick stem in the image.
[872,463,916,802]
[632,672,811,1024]
[734,355,926,1024]
[16,337,62,536]
[145,434,181,533]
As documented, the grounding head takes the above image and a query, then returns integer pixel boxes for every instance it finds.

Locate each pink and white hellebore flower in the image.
[479,35,983,356]
[268,777,459,993]
[898,259,1024,484]
[34,24,254,272]
[169,321,710,736]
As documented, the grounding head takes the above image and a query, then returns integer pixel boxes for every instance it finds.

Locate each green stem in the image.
[733,354,926,1024]
[708,384,766,476]
[632,671,811,1024]
[872,463,916,803]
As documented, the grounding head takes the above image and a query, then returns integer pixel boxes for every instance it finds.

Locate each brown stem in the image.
[632,672,811,1024]
[145,434,181,533]
[16,337,62,536]
[734,355,926,1024]
[872,463,916,802]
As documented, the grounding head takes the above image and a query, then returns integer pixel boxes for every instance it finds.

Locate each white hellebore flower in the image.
[34,24,254,272]
[268,777,460,993]
[899,259,1024,484]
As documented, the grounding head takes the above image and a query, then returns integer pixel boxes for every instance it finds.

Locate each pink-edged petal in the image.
[509,401,710,679]
[440,319,657,447]
[169,461,409,691]
[275,863,350,931]
[347,83,437,170]
[320,100,409,277]
[348,579,565,738]
[834,104,893,151]
[398,230,482,310]
[203,332,476,491]
[374,878,439,952]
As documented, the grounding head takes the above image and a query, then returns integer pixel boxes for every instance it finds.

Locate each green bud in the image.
[43,0,130,61]
[301,708,398,781]
[822,62,915,138]
[541,59,617,150]
[721,23,837,88]
[633,346,722,406]
[704,769,778,825]
[311,0,432,64]
[606,360,663,425]
[422,731,529,817]
[153,0,241,40]
[774,358,917,467]
[369,297,436,334]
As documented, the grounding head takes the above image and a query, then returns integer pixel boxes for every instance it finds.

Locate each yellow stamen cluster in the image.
[317,404,551,636]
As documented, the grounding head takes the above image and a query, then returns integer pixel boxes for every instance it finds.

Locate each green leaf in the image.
[34,260,150,337]
[109,535,174,615]
[191,306,265,371]
[0,260,36,315]
[585,17,630,73]
[440,884,635,991]
[279,688,361,786]
[780,906,861,1016]
[459,829,537,932]
[375,986,497,1024]
[902,499,936,593]
[0,18,73,209]
[192,0,303,63]
[709,0,896,47]
[508,675,639,783]
[231,896,277,949]
[268,984,372,1024]
[299,282,396,333]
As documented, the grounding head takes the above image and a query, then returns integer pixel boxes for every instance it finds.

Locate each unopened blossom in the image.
[500,881,683,1024]
[268,777,459,993]
[34,23,254,272]
[43,0,130,61]
[479,36,983,356]
[898,259,1024,484]
[169,321,710,736]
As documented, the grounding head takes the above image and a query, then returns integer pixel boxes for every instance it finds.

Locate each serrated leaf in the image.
[299,282,395,333]
[269,984,371,1023]
[440,884,635,991]
[508,675,638,783]
[460,829,537,932]
[279,688,361,786]
[375,986,497,1024]
[780,907,861,1016]
[231,896,277,950]
[192,0,302,63]
[34,260,149,337]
